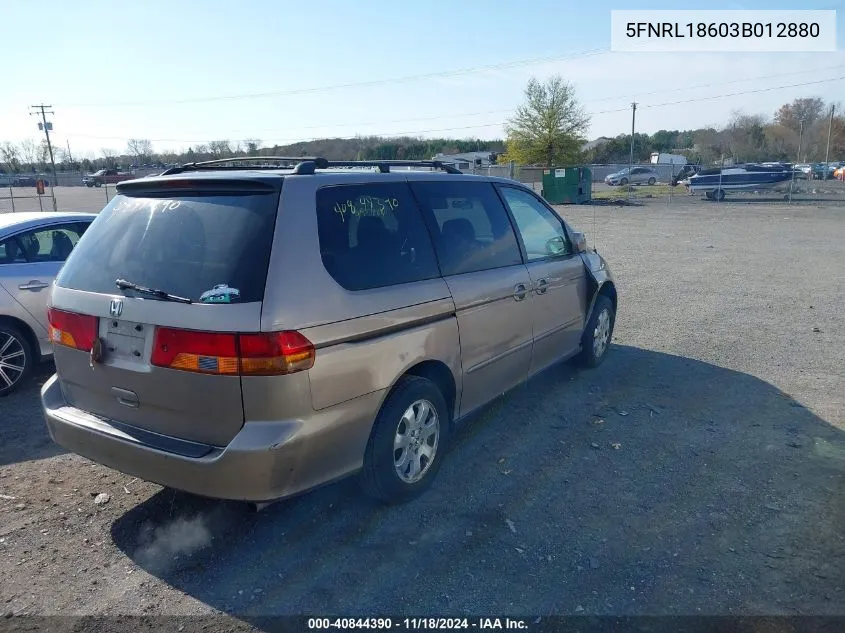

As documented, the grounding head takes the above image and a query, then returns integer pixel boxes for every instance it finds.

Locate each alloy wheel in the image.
[394,399,440,484]
[592,309,611,359]
[0,332,26,390]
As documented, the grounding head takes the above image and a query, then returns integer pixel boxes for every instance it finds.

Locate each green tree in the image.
[501,76,589,167]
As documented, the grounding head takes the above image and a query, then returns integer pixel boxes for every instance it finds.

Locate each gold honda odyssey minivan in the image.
[41,158,617,505]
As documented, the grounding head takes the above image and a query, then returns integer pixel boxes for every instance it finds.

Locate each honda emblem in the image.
[109,299,123,318]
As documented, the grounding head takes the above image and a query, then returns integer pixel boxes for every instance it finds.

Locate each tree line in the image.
[498,77,843,166]
[0,135,506,175]
[583,98,843,165]
[1,87,842,175]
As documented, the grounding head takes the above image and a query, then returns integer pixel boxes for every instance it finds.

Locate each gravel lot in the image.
[0,198,843,627]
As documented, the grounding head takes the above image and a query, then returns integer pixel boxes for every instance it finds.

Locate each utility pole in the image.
[796,119,804,165]
[824,104,835,180]
[629,102,637,172]
[629,102,637,199]
[29,104,58,211]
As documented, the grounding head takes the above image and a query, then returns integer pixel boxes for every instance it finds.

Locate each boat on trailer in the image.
[681,163,793,201]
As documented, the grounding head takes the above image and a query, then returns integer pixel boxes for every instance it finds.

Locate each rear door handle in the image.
[513,283,528,301]
[535,278,549,294]
[18,280,49,291]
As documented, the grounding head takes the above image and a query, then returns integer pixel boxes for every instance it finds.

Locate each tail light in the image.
[151,328,315,376]
[239,331,315,375]
[47,308,97,352]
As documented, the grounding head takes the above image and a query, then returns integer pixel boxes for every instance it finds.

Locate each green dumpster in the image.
[540,166,592,204]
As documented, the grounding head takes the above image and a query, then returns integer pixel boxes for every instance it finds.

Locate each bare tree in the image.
[18,138,40,170]
[244,138,261,156]
[0,142,21,173]
[100,147,118,168]
[126,139,154,164]
[725,111,768,162]
[208,140,232,158]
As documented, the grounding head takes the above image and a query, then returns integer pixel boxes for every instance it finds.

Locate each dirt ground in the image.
[0,198,843,628]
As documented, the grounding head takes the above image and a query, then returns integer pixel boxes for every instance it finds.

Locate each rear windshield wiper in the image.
[115,279,193,304]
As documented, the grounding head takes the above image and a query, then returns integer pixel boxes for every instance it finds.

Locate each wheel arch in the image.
[401,360,458,426]
[0,314,41,361]
[585,280,618,326]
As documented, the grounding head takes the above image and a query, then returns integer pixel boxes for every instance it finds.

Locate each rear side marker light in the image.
[151,328,315,376]
[47,308,97,352]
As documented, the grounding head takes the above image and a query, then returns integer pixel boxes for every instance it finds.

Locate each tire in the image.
[94,181,102,188]
[713,188,725,201]
[619,178,628,186]
[85,183,93,188]
[0,324,33,397]
[647,177,656,185]
[577,296,615,369]
[360,376,449,504]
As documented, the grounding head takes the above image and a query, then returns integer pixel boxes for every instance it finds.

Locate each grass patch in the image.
[592,184,686,200]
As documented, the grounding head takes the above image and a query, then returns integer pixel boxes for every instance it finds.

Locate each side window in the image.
[316,182,440,291]
[13,223,87,263]
[0,237,27,264]
[497,186,571,262]
[410,181,523,276]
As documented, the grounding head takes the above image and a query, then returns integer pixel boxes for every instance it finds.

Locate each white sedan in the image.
[0,212,97,395]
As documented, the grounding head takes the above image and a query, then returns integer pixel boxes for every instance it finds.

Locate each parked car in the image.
[604,166,658,186]
[40,158,618,505]
[82,169,133,187]
[13,175,50,187]
[0,212,97,395]
[793,163,812,179]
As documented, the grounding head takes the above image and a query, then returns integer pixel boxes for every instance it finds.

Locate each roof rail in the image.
[315,160,463,175]
[160,156,328,176]
[158,157,462,176]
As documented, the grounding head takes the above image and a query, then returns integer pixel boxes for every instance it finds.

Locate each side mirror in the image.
[571,231,587,253]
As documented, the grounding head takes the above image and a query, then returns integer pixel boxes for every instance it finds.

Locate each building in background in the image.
[432,151,498,169]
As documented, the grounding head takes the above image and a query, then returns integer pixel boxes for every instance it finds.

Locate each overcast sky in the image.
[1,0,842,155]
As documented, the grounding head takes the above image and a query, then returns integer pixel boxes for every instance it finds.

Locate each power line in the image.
[59,73,845,147]
[639,75,845,110]
[60,48,611,108]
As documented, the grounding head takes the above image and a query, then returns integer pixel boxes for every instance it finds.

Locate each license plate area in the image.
[99,318,154,368]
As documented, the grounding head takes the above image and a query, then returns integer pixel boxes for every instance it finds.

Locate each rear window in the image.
[56,191,279,303]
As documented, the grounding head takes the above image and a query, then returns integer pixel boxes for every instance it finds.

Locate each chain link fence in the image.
[3,163,844,215]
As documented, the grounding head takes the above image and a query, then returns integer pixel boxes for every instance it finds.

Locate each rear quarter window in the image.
[56,191,279,303]
[316,182,440,291]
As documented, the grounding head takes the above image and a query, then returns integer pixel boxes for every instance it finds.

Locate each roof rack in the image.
[159,157,462,176]
[306,160,463,175]
[159,156,328,176]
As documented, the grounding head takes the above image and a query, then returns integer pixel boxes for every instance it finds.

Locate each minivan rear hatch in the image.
[49,176,282,448]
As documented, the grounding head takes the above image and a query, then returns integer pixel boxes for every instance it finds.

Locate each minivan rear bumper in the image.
[41,373,384,502]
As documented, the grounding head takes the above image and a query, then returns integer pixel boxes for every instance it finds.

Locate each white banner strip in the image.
[611,10,837,52]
